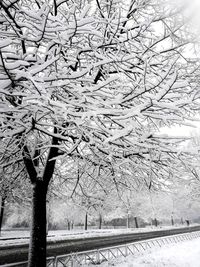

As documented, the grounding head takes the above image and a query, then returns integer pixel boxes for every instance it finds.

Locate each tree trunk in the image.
[67,221,70,231]
[134,216,139,228]
[0,196,6,236]
[171,215,174,226]
[84,212,88,230]
[126,213,130,228]
[152,218,158,227]
[99,214,102,229]
[186,220,190,226]
[28,181,47,267]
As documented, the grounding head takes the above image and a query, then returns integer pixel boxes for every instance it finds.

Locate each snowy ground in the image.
[2,226,200,266]
[96,237,200,267]
[0,225,190,247]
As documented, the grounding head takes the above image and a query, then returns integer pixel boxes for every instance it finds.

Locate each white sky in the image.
[160,124,199,137]
[173,0,200,32]
[160,0,200,137]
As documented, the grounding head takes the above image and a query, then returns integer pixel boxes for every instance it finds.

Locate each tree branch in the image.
[42,127,59,187]
[22,145,37,184]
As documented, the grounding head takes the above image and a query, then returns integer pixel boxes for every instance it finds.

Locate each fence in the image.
[2,231,200,267]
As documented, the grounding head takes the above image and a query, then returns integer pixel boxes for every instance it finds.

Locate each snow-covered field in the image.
[96,237,200,267]
[0,225,189,247]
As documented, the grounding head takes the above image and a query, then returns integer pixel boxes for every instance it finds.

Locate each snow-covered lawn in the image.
[96,237,200,267]
[0,225,190,247]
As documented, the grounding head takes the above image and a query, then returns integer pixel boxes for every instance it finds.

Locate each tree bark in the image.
[126,213,130,228]
[67,221,70,230]
[171,215,174,226]
[28,181,47,267]
[0,196,6,236]
[134,216,139,228]
[99,214,102,229]
[22,133,58,267]
[84,212,88,230]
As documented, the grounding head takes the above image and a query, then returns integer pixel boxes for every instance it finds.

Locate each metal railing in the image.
[54,231,200,266]
[2,230,200,267]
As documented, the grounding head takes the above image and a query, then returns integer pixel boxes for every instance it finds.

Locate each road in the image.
[1,225,200,265]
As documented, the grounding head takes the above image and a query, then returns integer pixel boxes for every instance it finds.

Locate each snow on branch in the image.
[0,0,199,189]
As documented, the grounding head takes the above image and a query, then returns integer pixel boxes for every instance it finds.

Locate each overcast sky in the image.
[173,0,200,32]
[160,0,200,137]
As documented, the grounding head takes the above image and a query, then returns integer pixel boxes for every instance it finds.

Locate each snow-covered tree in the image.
[49,198,84,229]
[4,202,31,228]
[0,154,28,235]
[0,0,199,266]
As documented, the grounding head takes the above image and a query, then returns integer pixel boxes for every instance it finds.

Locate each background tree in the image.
[49,198,84,230]
[0,157,27,235]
